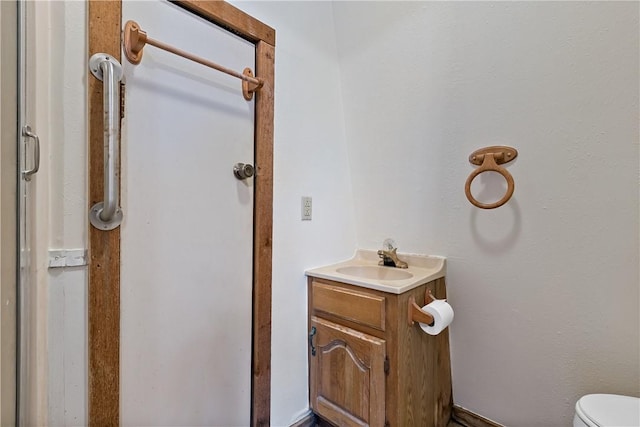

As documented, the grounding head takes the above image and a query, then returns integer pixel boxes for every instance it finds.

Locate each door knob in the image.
[233,163,254,180]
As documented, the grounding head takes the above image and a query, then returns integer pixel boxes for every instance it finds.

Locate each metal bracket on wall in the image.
[48,249,88,268]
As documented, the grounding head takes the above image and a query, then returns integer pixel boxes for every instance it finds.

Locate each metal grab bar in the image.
[89,53,124,230]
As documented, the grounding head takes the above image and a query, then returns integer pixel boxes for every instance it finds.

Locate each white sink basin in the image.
[306,249,446,294]
[336,265,413,281]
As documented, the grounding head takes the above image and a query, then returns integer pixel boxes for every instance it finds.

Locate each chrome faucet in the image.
[377,246,408,269]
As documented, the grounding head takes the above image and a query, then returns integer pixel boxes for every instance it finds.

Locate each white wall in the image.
[332,2,639,426]
[38,1,88,425]
[39,1,639,426]
[228,2,357,424]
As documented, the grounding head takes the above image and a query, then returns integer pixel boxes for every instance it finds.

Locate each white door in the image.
[120,2,255,425]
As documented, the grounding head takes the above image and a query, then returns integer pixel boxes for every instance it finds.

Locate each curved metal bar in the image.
[100,60,119,221]
[89,53,124,230]
[22,125,40,181]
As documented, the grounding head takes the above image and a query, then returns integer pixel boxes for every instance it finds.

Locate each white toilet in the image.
[573,394,640,427]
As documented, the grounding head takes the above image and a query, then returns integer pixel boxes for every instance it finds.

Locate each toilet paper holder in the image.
[408,289,437,326]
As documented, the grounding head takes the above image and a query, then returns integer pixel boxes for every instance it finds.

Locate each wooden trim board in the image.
[172,0,275,45]
[87,1,122,425]
[309,405,504,427]
[289,412,317,427]
[452,405,505,427]
[88,1,274,425]
[251,39,275,427]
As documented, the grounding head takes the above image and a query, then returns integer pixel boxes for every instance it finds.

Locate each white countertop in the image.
[305,249,446,294]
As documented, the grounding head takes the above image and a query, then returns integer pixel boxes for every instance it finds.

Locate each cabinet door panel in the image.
[310,316,386,427]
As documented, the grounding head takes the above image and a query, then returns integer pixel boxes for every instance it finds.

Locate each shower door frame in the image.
[0,1,18,424]
[87,1,275,425]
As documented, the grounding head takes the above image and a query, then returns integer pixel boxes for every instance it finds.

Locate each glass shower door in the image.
[0,0,18,424]
[16,0,39,424]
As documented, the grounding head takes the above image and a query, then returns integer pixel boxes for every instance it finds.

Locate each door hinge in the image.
[384,356,390,375]
[309,326,317,356]
[48,249,88,268]
[120,83,126,119]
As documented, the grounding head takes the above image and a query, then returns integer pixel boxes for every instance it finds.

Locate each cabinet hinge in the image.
[384,356,390,375]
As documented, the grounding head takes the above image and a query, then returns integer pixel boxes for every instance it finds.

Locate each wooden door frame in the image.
[87,2,274,425]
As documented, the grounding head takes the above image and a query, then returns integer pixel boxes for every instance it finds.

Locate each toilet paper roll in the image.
[419,299,454,336]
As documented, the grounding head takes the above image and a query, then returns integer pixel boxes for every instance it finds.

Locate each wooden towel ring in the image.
[408,289,436,326]
[465,146,518,209]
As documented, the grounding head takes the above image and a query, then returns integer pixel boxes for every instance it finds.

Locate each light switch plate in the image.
[302,196,312,221]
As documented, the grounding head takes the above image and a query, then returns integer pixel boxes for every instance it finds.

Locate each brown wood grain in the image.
[173,0,275,45]
[88,1,122,425]
[395,278,453,427]
[309,277,453,427]
[312,281,386,331]
[289,412,319,427]
[316,397,368,427]
[451,405,505,427]
[251,39,275,427]
[316,417,336,427]
[310,316,386,427]
[383,284,401,427]
[435,278,454,425]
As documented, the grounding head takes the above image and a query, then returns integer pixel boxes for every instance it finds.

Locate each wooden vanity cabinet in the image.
[308,277,452,427]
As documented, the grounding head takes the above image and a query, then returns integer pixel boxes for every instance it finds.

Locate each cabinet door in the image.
[310,316,386,427]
